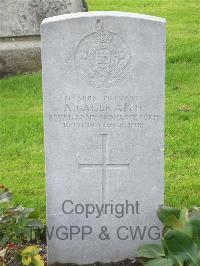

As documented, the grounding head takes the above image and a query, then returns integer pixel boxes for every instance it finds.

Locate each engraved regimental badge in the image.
[75,19,131,88]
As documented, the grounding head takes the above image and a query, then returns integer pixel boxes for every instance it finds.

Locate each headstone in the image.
[42,12,166,265]
[0,0,87,77]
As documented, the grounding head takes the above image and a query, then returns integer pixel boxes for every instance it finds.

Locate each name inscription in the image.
[48,94,161,129]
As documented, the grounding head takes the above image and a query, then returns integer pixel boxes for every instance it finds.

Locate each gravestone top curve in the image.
[42,11,166,24]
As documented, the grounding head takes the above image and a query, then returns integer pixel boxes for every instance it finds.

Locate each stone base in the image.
[0,36,41,78]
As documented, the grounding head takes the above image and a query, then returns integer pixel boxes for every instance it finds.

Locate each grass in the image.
[0,0,200,220]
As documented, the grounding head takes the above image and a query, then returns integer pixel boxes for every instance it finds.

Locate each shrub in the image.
[0,185,44,247]
[136,206,200,266]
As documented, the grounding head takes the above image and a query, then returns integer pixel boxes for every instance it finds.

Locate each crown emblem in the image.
[94,19,113,44]
[75,19,131,88]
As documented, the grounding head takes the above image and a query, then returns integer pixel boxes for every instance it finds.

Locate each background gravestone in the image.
[0,0,87,78]
[42,11,166,265]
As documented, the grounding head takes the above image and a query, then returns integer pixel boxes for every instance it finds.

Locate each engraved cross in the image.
[79,134,130,204]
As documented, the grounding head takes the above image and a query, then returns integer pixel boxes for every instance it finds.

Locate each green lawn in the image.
[0,0,200,221]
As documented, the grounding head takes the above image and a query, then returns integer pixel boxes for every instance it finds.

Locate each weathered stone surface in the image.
[0,0,87,38]
[0,36,41,78]
[0,0,87,77]
[41,11,166,265]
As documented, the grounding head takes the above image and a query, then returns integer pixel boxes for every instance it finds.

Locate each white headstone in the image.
[42,12,166,265]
